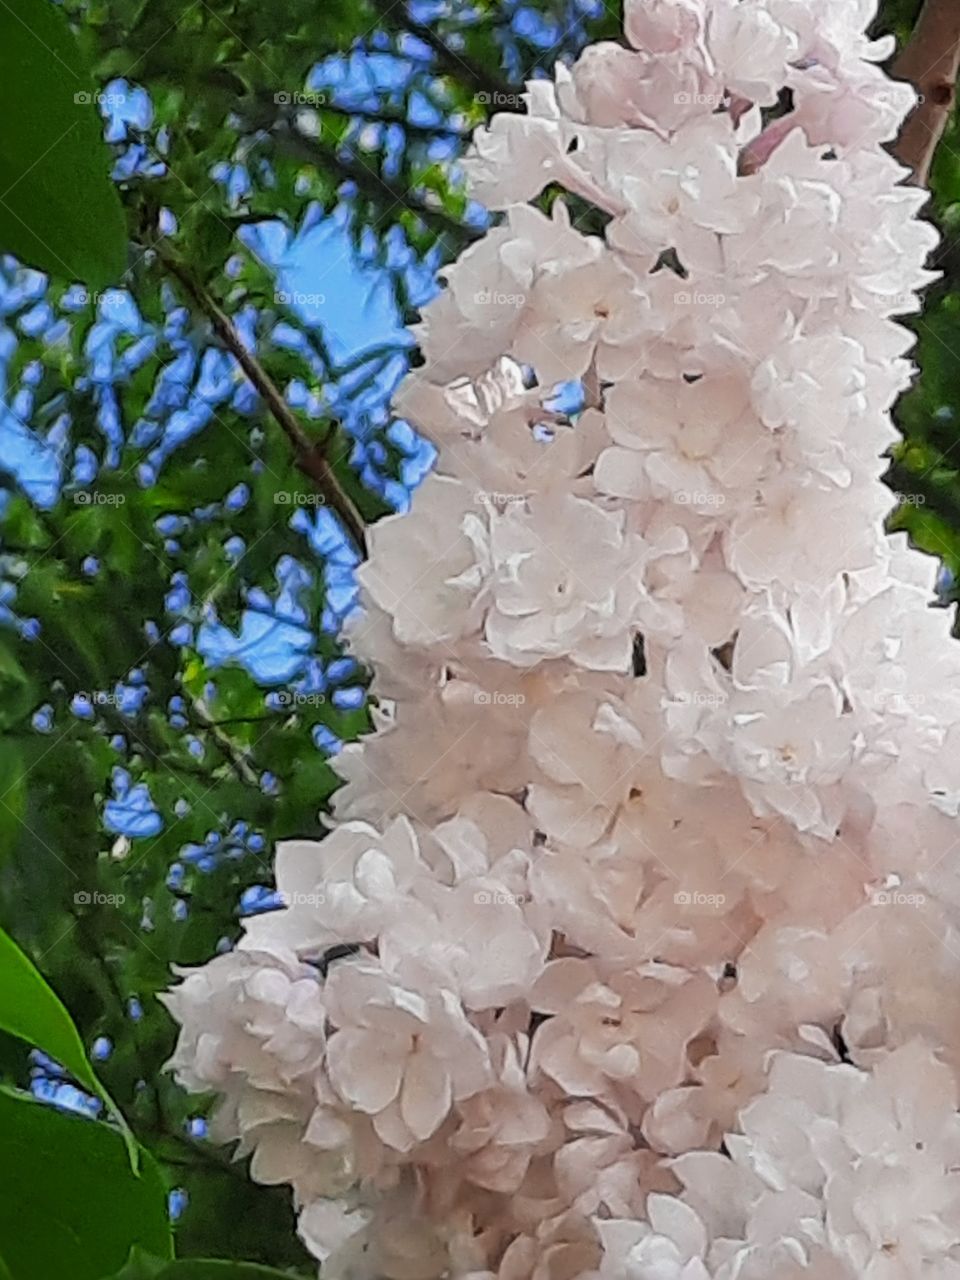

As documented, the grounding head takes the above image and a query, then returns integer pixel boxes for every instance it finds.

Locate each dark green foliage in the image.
[888,109,960,601]
[0,0,126,285]
[0,1089,172,1279]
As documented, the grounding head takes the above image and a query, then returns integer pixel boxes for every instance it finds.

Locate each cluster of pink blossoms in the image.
[163,2,960,1276]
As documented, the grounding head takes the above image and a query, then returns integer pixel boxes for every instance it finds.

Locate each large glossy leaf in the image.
[0,1090,171,1280]
[113,1251,302,1280]
[0,0,126,285]
[0,924,103,1092]
[0,925,135,1162]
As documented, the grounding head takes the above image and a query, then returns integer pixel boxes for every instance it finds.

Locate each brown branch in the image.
[156,246,367,553]
[892,0,960,186]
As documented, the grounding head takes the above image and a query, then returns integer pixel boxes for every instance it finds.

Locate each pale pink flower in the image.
[160,2,955,1274]
[324,961,492,1150]
[624,0,708,54]
[380,876,547,1011]
[596,372,769,509]
[161,947,326,1092]
[358,473,485,648]
[241,816,426,955]
[484,494,653,672]
[708,0,799,106]
[530,959,715,1103]
[673,1045,960,1279]
[450,1033,552,1192]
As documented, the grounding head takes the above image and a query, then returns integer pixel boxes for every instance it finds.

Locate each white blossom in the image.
[162,2,960,1276]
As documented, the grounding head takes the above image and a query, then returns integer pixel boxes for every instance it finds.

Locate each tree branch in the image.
[368,0,513,99]
[156,245,367,554]
[274,130,481,245]
[323,100,468,141]
[253,91,468,143]
[892,0,960,186]
[191,696,261,787]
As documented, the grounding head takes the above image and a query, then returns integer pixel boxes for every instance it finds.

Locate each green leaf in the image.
[0,643,36,732]
[0,0,125,286]
[0,924,137,1166]
[112,1252,302,1280]
[0,1090,171,1280]
[107,1251,164,1280]
[0,925,102,1090]
[0,744,26,866]
[154,1264,303,1279]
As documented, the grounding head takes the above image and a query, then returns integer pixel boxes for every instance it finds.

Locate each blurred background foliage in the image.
[0,0,956,1272]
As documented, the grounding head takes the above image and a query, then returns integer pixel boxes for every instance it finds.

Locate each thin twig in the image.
[156,245,367,553]
[274,130,480,244]
[893,0,960,186]
[369,0,513,99]
[258,92,468,142]
[191,696,261,787]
